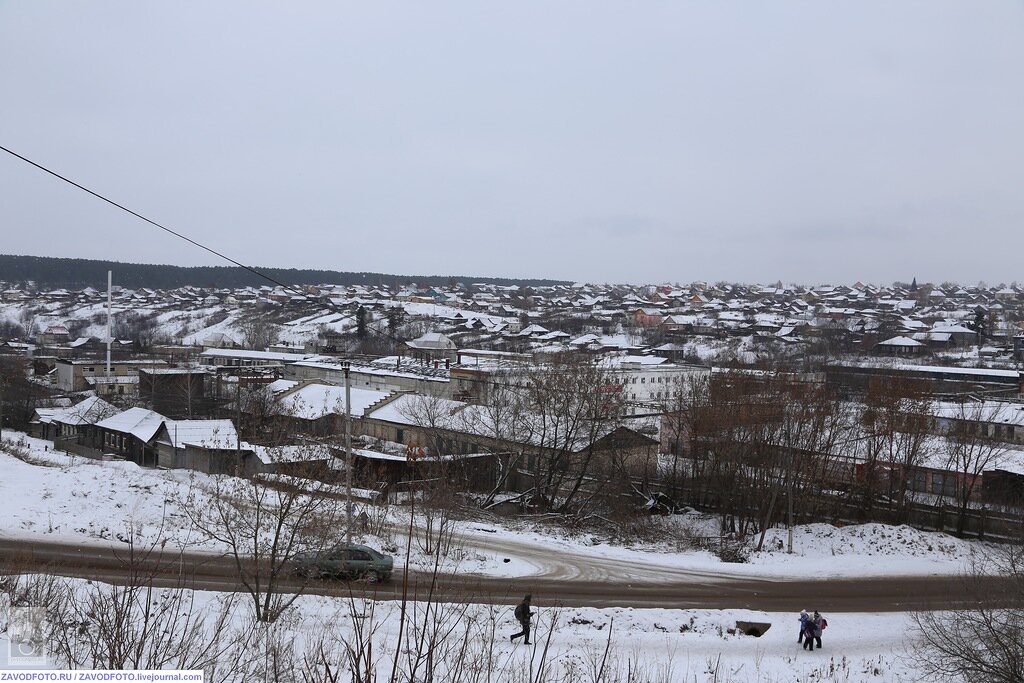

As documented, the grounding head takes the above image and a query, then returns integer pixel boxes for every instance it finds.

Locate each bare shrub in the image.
[38,531,254,678]
[717,537,752,564]
[413,475,461,557]
[359,500,393,545]
[1,436,61,467]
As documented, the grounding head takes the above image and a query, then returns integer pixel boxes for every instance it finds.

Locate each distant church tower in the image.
[909,277,918,292]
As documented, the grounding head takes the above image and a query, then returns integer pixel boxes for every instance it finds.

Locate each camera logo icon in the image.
[7,606,48,666]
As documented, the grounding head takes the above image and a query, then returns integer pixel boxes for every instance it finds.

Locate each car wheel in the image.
[363,570,380,584]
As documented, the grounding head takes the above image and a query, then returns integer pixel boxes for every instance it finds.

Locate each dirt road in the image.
[0,536,1000,612]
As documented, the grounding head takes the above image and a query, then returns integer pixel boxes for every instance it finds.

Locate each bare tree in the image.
[518,352,627,513]
[668,370,777,533]
[392,393,469,556]
[942,404,1008,537]
[468,370,529,507]
[0,355,52,432]
[675,371,852,540]
[0,319,26,339]
[237,316,282,351]
[113,311,166,352]
[753,376,851,550]
[659,371,733,511]
[656,372,712,497]
[913,543,1024,683]
[234,381,285,444]
[141,362,211,419]
[856,377,933,523]
[181,450,345,623]
[397,355,634,517]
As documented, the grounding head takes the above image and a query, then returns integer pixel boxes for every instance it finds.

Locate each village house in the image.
[201,332,240,349]
[402,332,458,366]
[91,407,167,467]
[270,380,393,438]
[153,418,243,473]
[32,395,118,444]
[54,358,168,393]
[874,336,926,356]
[930,323,978,347]
[36,325,70,346]
[632,308,665,328]
[359,393,660,489]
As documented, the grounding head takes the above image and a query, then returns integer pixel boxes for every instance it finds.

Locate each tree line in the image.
[0,254,571,290]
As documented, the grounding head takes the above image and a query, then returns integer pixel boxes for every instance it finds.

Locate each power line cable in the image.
[0,144,605,384]
[0,143,303,295]
[0,143,400,344]
[0,144,507,358]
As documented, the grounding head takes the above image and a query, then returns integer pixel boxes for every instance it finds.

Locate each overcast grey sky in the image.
[1,2,1022,286]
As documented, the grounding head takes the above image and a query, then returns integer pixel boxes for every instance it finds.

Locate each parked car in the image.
[291,543,394,583]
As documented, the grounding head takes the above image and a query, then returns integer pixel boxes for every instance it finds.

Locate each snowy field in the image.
[0,431,977,681]
[0,577,922,682]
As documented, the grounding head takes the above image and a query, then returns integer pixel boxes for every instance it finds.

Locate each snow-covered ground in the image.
[0,431,983,581]
[0,431,975,681]
[0,581,921,682]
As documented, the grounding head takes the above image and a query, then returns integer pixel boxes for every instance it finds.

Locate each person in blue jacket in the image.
[798,609,809,643]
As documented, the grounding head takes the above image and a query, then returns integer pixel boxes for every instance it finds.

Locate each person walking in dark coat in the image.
[510,594,534,645]
[801,617,816,650]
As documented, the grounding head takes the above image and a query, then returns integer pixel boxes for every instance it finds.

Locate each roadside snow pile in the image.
[454,510,978,580]
[0,435,214,550]
[752,523,981,576]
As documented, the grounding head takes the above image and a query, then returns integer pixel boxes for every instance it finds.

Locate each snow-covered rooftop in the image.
[95,407,166,442]
[158,419,238,449]
[276,384,391,420]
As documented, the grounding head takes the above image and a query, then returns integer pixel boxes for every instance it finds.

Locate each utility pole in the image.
[344,362,353,546]
[105,270,113,379]
[235,377,243,478]
[787,450,794,554]
[787,479,794,553]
